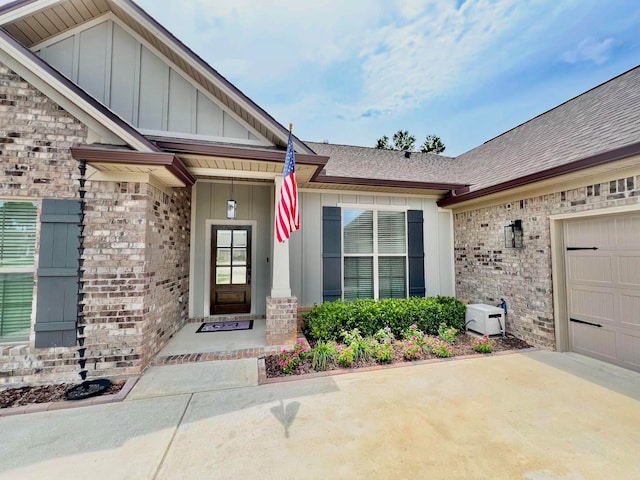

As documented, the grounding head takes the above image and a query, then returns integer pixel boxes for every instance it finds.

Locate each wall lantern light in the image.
[226,178,237,219]
[505,219,523,248]
[226,199,237,219]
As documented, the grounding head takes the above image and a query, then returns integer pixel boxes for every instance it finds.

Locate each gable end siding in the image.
[35,18,263,144]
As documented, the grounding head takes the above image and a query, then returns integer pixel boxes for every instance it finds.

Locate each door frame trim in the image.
[550,203,640,352]
[204,219,258,316]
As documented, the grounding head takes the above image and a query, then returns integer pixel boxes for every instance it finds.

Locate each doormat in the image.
[196,320,253,333]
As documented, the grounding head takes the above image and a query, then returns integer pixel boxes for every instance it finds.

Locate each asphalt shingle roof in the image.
[305,142,470,186]
[457,65,640,192]
[306,65,640,195]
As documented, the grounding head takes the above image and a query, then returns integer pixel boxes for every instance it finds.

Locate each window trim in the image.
[341,206,409,301]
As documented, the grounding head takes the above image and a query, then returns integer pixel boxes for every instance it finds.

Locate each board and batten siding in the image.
[34,18,263,144]
[289,192,455,307]
[191,182,272,317]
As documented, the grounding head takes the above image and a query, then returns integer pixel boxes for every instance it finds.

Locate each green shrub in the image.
[312,341,338,371]
[304,296,466,341]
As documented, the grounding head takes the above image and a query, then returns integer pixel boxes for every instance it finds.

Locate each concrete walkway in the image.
[1,351,639,479]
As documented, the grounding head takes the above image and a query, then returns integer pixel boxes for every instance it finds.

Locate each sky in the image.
[8,0,640,156]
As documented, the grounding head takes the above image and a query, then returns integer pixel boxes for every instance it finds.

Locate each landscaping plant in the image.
[341,328,374,363]
[438,322,458,344]
[311,341,338,371]
[337,345,355,367]
[278,341,309,374]
[375,341,394,363]
[402,324,426,346]
[429,338,455,358]
[471,335,496,353]
[402,339,422,361]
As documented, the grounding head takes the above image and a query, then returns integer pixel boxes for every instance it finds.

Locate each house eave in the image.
[313,174,469,195]
[71,146,196,187]
[438,141,640,208]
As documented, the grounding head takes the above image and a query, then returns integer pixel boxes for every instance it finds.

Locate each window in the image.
[0,201,37,342]
[343,209,407,301]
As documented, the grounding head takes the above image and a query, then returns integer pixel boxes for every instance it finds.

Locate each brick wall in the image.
[454,175,640,348]
[0,63,192,387]
[140,185,191,367]
[0,63,87,386]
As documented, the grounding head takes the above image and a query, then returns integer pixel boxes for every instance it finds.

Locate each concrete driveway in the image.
[1,350,639,479]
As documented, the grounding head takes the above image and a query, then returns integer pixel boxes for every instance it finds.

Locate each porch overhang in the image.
[153,139,329,185]
[71,145,196,187]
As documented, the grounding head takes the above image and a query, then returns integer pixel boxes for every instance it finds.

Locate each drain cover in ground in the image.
[196,321,253,333]
[65,379,112,401]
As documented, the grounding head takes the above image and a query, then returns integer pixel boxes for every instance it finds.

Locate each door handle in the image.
[570,318,602,328]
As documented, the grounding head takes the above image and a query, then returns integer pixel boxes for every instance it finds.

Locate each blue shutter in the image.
[34,199,81,348]
[407,210,425,297]
[322,206,342,302]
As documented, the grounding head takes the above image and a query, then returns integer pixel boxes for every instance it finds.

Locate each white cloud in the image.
[562,37,615,65]
[351,0,582,118]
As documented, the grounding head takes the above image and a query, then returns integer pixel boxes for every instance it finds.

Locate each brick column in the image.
[266,296,298,346]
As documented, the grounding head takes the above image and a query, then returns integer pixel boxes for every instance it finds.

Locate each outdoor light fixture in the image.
[226,200,237,219]
[504,219,523,248]
[227,178,237,219]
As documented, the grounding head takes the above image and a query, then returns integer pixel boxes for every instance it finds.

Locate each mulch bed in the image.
[265,334,531,378]
[0,380,125,409]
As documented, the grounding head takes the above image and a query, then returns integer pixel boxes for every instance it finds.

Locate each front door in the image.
[211,225,252,315]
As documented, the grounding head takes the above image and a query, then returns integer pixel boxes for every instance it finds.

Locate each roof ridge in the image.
[305,140,456,159]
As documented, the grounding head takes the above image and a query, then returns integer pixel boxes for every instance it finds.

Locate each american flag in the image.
[275,129,300,242]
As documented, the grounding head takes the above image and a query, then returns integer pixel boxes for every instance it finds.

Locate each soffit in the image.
[3,0,110,44]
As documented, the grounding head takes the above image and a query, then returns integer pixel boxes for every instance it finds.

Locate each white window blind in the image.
[0,201,37,341]
[343,208,407,301]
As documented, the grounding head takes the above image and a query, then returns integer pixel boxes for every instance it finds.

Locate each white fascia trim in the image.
[112,0,292,149]
[0,0,61,25]
[0,38,153,152]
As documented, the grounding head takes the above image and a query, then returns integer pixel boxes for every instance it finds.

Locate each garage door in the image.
[564,213,640,371]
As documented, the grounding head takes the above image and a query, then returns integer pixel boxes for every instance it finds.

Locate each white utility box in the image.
[465,304,505,336]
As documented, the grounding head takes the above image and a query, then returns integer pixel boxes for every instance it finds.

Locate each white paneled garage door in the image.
[564,213,640,372]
